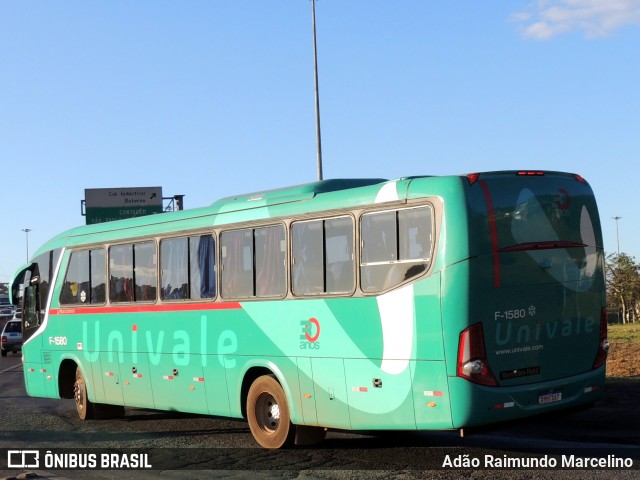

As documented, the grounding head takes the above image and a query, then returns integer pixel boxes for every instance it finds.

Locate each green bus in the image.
[10,171,608,448]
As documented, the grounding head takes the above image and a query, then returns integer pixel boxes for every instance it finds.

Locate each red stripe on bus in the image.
[49,302,242,316]
[479,180,501,288]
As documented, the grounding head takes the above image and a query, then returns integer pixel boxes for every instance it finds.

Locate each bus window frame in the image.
[59,247,108,307]
[290,213,357,298]
[158,231,218,303]
[107,240,158,304]
[219,223,288,301]
[359,203,435,294]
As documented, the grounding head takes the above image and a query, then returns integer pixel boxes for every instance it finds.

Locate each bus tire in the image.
[74,367,94,420]
[246,374,295,449]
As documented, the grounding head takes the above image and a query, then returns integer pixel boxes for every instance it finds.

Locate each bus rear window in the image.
[468,173,602,290]
[470,174,599,250]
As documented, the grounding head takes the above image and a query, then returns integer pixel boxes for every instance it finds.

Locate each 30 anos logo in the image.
[300,317,321,350]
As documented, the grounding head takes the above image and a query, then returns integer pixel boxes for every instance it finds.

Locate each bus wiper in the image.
[499,240,587,252]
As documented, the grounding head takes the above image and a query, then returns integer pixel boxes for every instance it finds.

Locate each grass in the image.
[606,322,640,380]
[608,321,640,343]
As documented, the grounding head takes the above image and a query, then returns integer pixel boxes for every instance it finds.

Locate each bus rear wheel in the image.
[74,367,94,420]
[247,375,295,449]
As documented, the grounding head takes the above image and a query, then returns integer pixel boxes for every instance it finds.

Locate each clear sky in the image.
[1,1,638,284]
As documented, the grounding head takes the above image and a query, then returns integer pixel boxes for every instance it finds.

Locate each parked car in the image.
[1,320,22,356]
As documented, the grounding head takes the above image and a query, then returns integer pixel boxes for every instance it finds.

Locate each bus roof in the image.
[210,178,387,214]
[28,171,590,256]
[35,178,393,251]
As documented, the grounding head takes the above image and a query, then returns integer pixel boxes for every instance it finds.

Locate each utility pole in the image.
[21,228,32,262]
[311,0,323,181]
[612,216,622,255]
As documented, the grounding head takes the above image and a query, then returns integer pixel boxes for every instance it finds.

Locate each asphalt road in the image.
[0,354,638,480]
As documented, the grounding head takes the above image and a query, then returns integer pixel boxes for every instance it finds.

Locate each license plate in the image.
[538,392,562,404]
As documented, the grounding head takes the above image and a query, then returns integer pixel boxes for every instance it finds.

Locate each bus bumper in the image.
[447,366,606,428]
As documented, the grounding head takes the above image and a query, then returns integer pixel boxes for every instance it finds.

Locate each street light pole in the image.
[612,216,621,255]
[21,228,32,262]
[311,0,323,181]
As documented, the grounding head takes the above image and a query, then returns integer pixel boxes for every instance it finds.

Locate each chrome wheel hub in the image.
[257,393,280,432]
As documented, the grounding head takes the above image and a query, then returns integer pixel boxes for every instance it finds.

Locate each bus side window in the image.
[221,229,254,298]
[24,249,61,317]
[360,211,397,292]
[292,220,324,295]
[60,250,89,304]
[360,206,433,293]
[90,248,107,303]
[255,225,286,297]
[160,235,217,301]
[19,250,60,336]
[61,248,106,305]
[161,237,189,300]
[292,216,354,296]
[398,207,432,279]
[325,217,354,294]
[190,235,216,299]
[220,225,287,300]
[134,242,157,302]
[109,245,134,303]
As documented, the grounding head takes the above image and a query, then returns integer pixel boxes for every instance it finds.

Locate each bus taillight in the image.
[457,323,498,386]
[593,307,609,369]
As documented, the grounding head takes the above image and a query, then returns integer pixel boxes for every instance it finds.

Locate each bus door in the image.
[16,267,47,396]
[16,249,62,398]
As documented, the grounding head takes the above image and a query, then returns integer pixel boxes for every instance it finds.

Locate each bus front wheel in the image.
[247,375,295,449]
[74,367,94,420]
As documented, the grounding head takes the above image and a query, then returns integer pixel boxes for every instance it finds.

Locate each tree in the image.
[606,253,640,324]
